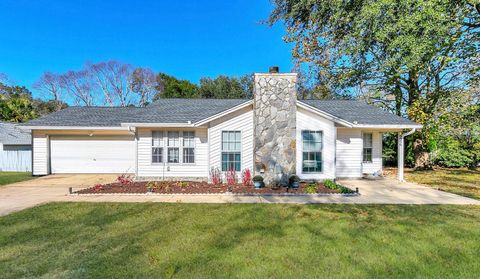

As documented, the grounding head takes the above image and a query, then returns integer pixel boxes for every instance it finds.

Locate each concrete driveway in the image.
[0,175,478,217]
[0,174,117,216]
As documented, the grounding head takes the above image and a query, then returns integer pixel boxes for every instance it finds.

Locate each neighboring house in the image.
[19,68,421,183]
[0,122,32,172]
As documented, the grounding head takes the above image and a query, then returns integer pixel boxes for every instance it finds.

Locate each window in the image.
[363,133,373,163]
[183,131,195,163]
[302,131,322,173]
[152,131,163,163]
[221,131,241,171]
[167,131,179,163]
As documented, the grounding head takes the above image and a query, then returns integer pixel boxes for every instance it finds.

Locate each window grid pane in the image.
[168,148,179,163]
[183,148,194,163]
[221,131,241,171]
[302,131,322,173]
[152,131,163,147]
[152,147,163,163]
[168,132,179,147]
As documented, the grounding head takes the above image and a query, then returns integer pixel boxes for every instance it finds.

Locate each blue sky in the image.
[0,0,293,97]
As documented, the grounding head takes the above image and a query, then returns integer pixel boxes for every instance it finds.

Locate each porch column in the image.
[397,132,405,182]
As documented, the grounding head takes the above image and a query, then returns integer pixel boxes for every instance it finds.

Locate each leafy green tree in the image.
[269,0,480,168]
[154,73,199,99]
[198,75,249,99]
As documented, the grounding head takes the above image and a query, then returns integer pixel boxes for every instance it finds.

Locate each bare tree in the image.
[130,67,156,107]
[59,70,95,106]
[86,60,134,107]
[33,72,65,109]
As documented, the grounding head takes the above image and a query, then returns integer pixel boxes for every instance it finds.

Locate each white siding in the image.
[137,128,209,178]
[296,107,336,180]
[32,131,48,175]
[209,107,254,176]
[336,129,383,178]
[361,132,383,175]
[0,144,32,172]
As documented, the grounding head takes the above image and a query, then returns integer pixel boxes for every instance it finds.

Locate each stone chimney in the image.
[253,67,297,186]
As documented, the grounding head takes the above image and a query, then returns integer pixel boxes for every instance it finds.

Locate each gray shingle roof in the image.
[0,122,31,145]
[20,99,251,127]
[21,107,143,127]
[20,98,419,128]
[138,98,250,123]
[299,100,419,126]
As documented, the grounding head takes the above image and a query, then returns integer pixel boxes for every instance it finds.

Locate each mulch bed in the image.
[75,181,344,195]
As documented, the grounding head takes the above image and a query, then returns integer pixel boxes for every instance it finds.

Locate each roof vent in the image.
[269,66,279,73]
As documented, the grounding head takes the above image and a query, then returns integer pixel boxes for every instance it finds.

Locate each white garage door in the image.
[50,136,135,174]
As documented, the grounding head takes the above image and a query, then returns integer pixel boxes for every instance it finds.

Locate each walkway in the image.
[0,174,478,216]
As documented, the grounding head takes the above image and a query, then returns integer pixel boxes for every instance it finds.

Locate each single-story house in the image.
[19,68,421,184]
[0,122,32,172]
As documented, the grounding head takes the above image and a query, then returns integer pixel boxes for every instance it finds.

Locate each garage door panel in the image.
[50,137,135,174]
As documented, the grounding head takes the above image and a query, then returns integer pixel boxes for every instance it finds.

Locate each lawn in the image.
[404,168,480,200]
[0,172,33,186]
[1,203,480,278]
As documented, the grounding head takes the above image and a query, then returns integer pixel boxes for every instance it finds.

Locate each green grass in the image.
[0,172,34,186]
[405,168,480,200]
[1,203,480,278]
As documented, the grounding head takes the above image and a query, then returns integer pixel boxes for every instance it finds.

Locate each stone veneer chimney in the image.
[253,67,297,186]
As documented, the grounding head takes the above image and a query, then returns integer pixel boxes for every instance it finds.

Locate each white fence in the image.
[0,144,32,172]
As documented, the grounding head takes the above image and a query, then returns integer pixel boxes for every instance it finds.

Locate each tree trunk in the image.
[413,138,430,169]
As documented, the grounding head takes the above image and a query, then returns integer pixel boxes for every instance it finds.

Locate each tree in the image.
[130,67,156,107]
[269,0,480,168]
[59,70,96,106]
[33,72,65,110]
[0,82,37,122]
[154,73,199,99]
[86,60,136,107]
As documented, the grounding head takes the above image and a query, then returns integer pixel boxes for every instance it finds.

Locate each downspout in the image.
[397,128,416,182]
[127,126,138,178]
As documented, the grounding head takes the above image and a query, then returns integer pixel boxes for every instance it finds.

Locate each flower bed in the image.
[74,181,355,195]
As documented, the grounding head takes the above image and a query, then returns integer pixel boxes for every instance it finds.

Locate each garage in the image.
[50,136,135,174]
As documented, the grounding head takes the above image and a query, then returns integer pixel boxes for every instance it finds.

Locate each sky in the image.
[0,0,293,97]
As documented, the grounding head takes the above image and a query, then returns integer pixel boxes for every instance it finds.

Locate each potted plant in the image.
[289,175,300,189]
[252,175,264,189]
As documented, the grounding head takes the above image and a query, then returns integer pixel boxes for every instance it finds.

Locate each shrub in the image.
[177,181,189,187]
[305,183,317,194]
[117,173,133,186]
[323,179,338,190]
[93,183,103,192]
[210,167,222,185]
[225,168,237,185]
[289,175,300,184]
[252,175,264,182]
[146,181,156,190]
[241,169,252,186]
[339,185,354,194]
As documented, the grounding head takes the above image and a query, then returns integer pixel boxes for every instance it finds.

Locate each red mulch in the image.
[75,181,341,194]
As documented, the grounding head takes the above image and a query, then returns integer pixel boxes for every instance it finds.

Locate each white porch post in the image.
[397,132,405,182]
[397,128,416,182]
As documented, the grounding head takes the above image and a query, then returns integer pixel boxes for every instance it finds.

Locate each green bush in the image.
[339,185,354,194]
[305,183,317,194]
[252,175,264,182]
[435,148,473,168]
[323,179,337,190]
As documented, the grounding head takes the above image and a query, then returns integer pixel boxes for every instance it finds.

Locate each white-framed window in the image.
[302,130,322,173]
[221,131,241,171]
[183,131,195,163]
[167,131,180,163]
[363,133,373,163]
[152,131,163,163]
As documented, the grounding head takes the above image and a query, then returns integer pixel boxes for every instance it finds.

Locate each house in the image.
[19,68,421,184]
[0,122,32,172]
